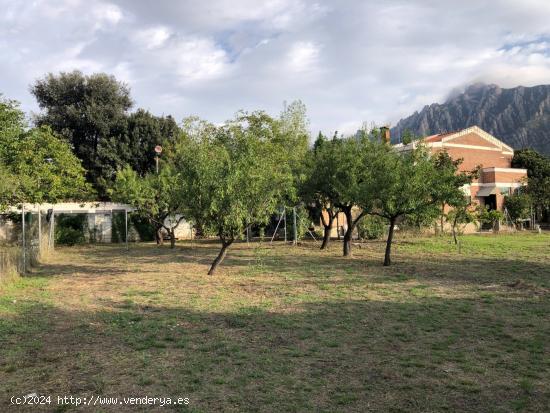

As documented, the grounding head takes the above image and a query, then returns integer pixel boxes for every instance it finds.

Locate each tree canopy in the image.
[175,112,295,274]
[112,164,185,248]
[512,148,550,220]
[370,145,471,265]
[0,96,91,207]
[31,71,132,197]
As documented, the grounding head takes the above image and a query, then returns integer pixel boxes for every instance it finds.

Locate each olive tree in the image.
[175,113,294,275]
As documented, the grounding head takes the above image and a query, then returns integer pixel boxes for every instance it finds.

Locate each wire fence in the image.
[0,210,50,284]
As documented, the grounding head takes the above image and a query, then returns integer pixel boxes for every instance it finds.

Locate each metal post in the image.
[336,213,340,240]
[50,210,55,250]
[22,204,26,273]
[283,207,287,243]
[125,209,128,250]
[293,206,297,245]
[270,212,284,244]
[37,205,42,254]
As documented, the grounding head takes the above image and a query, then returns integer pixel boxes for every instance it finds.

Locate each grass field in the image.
[0,233,549,412]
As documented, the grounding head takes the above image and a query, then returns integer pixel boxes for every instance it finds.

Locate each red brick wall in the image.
[448,132,499,148]
[439,147,512,171]
[481,170,526,183]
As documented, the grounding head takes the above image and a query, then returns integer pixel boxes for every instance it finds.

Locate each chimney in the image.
[380,126,390,144]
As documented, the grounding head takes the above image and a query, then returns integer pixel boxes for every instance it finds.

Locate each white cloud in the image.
[148,36,230,84]
[92,2,123,25]
[287,41,321,73]
[1,0,550,135]
[134,26,171,49]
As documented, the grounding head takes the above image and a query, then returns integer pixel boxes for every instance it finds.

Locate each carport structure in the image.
[10,202,134,272]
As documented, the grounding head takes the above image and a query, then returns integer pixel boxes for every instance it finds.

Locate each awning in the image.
[476,186,498,197]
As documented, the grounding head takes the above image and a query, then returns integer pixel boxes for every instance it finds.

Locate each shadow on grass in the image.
[1,292,549,413]
[33,241,550,291]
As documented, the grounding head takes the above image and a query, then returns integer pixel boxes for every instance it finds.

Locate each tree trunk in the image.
[208,238,234,275]
[342,206,353,257]
[452,217,458,245]
[155,227,164,245]
[384,217,396,266]
[169,229,176,249]
[440,203,445,235]
[320,210,335,250]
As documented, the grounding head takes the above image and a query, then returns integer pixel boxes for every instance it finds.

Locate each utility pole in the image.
[154,145,163,174]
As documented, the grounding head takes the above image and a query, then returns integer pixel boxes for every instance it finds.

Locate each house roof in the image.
[399,126,515,153]
[423,129,464,143]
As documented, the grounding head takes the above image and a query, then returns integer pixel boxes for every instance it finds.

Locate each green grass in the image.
[0,233,549,412]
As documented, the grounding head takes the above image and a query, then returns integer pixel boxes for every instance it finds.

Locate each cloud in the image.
[1,0,550,134]
[287,41,321,73]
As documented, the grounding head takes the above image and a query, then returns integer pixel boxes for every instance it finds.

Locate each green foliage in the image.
[129,215,155,242]
[175,112,294,244]
[111,164,184,238]
[369,144,473,264]
[110,211,126,243]
[371,145,438,220]
[0,96,91,207]
[446,202,477,243]
[504,193,531,224]
[512,149,550,219]
[286,205,312,241]
[357,215,386,240]
[401,129,415,145]
[304,133,389,215]
[31,71,132,198]
[278,100,310,202]
[431,151,477,232]
[55,214,86,246]
[98,110,179,186]
[476,206,504,230]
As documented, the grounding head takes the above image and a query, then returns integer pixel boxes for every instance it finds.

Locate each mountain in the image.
[391,83,550,156]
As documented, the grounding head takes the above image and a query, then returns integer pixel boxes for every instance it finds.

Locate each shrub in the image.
[504,193,531,224]
[477,206,504,231]
[357,215,386,240]
[286,205,312,241]
[55,214,86,246]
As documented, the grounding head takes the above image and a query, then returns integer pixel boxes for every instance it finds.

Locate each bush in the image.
[357,215,386,240]
[130,215,155,242]
[477,206,504,231]
[504,193,531,224]
[286,205,312,241]
[55,214,86,246]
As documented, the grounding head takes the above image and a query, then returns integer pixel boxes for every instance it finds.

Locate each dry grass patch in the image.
[0,233,549,412]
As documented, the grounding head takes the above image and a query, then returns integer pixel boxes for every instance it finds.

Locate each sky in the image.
[2,0,550,136]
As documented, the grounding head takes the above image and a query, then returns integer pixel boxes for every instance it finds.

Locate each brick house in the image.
[323,126,527,237]
[394,126,527,213]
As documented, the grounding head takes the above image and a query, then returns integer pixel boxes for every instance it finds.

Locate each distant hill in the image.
[391,83,550,156]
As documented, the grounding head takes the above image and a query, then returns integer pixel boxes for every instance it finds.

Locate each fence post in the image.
[37,205,41,256]
[293,206,297,245]
[283,207,287,243]
[22,204,26,273]
[125,209,128,250]
[50,210,55,250]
